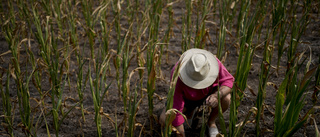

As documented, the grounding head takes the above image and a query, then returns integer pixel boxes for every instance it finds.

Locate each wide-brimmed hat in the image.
[179,48,219,89]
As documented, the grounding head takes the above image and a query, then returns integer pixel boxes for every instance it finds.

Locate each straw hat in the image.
[179,48,219,89]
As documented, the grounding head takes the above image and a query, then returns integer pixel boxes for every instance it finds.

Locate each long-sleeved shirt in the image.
[171,57,234,127]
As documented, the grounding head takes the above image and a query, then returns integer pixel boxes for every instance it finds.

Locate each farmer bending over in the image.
[159,48,234,137]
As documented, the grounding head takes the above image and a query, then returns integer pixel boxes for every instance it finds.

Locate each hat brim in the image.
[179,48,219,89]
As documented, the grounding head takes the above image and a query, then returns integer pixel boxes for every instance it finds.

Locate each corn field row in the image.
[0,0,319,137]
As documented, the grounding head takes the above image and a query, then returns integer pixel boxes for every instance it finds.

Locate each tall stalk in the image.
[121,32,131,114]
[0,70,13,137]
[99,0,112,58]
[81,0,96,59]
[164,0,173,62]
[163,61,181,137]
[126,67,144,137]
[271,0,289,73]
[111,0,123,100]
[217,0,228,59]
[3,1,32,136]
[52,0,64,34]
[121,0,134,115]
[195,0,211,49]
[32,5,77,136]
[236,0,249,38]
[147,0,162,130]
[227,0,267,136]
[285,0,311,103]
[127,87,139,137]
[274,62,317,137]
[184,0,192,51]
[256,21,272,136]
[76,48,88,122]
[89,55,112,137]
[135,0,148,96]
[67,0,87,122]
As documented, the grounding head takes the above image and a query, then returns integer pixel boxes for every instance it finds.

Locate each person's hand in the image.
[205,93,219,108]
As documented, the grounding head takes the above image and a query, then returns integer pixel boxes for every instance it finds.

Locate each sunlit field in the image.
[0,0,319,137]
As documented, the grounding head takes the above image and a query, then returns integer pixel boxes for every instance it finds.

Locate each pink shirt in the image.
[171,57,234,127]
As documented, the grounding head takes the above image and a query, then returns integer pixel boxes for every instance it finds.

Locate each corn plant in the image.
[147,0,162,130]
[32,5,78,136]
[126,67,145,137]
[217,86,227,136]
[255,0,267,42]
[227,0,267,136]
[287,0,310,69]
[0,70,13,137]
[127,67,144,137]
[88,56,112,137]
[236,0,249,38]
[250,1,270,136]
[3,2,33,136]
[271,0,289,73]
[134,0,148,94]
[56,0,73,105]
[234,0,267,105]
[157,0,167,75]
[81,0,96,59]
[39,0,50,15]
[99,0,112,58]
[121,1,135,114]
[181,0,192,51]
[66,0,87,122]
[256,23,273,136]
[218,86,256,137]
[217,0,228,59]
[234,1,253,107]
[274,62,317,137]
[164,0,173,62]
[111,0,123,100]
[76,47,88,122]
[146,35,158,131]
[49,32,67,137]
[163,61,181,137]
[228,0,238,29]
[181,15,188,52]
[52,0,64,34]
[194,0,211,49]
[127,87,139,137]
[67,0,79,56]
[16,0,32,29]
[122,31,133,114]
[26,36,50,136]
[285,0,311,103]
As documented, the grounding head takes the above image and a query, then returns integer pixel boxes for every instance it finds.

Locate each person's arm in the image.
[206,58,234,107]
[216,86,232,98]
[205,86,232,108]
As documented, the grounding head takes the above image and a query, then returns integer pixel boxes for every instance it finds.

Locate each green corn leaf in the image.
[100,81,113,109]
[217,86,227,136]
[283,117,307,137]
[274,68,292,134]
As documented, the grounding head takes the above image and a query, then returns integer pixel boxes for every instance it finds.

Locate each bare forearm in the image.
[215,86,232,98]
